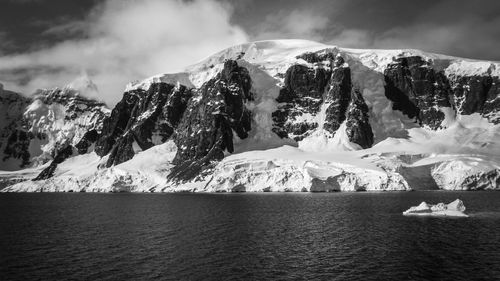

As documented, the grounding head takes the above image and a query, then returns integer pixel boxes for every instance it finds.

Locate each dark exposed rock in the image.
[346,89,374,148]
[324,65,351,134]
[0,89,33,169]
[296,51,336,64]
[2,130,32,168]
[272,64,330,140]
[283,64,329,100]
[95,82,192,167]
[384,55,500,129]
[75,129,98,154]
[462,169,500,190]
[95,91,139,158]
[168,60,252,181]
[384,57,423,119]
[273,53,374,147]
[33,144,74,181]
[482,76,500,124]
[384,56,452,129]
[106,133,136,167]
[273,53,358,142]
[449,75,492,115]
[296,52,322,64]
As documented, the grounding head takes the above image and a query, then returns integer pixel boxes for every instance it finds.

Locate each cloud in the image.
[372,16,500,60]
[0,32,15,55]
[327,29,374,49]
[253,9,330,41]
[40,19,88,37]
[0,0,248,105]
[328,0,500,60]
[247,0,500,61]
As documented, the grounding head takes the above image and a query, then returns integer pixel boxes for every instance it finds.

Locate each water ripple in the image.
[1,192,500,280]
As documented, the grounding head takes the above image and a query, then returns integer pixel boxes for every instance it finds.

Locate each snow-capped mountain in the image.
[0,77,110,188]
[1,39,499,192]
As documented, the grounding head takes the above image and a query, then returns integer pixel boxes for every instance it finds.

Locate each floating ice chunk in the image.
[447,199,466,212]
[403,199,468,217]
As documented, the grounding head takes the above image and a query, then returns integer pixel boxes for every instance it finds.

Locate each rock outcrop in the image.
[33,145,75,181]
[323,55,352,134]
[95,82,192,167]
[448,75,500,124]
[384,56,451,129]
[75,129,99,154]
[384,55,500,128]
[169,60,252,181]
[272,64,328,140]
[345,89,374,148]
[272,52,374,148]
[482,76,500,124]
[0,86,33,169]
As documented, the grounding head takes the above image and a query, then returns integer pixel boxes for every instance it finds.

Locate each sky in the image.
[0,0,499,105]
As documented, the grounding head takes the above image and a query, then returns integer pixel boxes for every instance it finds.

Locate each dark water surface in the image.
[1,192,500,281]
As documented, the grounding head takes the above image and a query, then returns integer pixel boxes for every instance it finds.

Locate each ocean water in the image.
[1,191,500,281]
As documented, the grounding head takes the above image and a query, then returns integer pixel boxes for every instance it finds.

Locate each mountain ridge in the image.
[1,39,499,192]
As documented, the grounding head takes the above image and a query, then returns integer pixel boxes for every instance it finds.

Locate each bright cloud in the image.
[0,0,248,105]
[254,9,330,41]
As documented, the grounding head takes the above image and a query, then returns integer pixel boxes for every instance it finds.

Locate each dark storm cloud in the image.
[1,0,499,58]
[0,0,499,105]
[231,0,500,60]
[0,0,98,53]
[0,0,247,105]
[0,66,70,87]
[365,0,500,60]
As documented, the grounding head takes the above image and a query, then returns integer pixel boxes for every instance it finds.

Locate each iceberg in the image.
[403,199,468,217]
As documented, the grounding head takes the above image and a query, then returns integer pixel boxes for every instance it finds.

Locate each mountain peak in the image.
[65,73,99,98]
[126,39,500,94]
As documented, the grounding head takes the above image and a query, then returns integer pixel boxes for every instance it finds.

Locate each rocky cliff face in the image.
[272,64,327,140]
[169,60,252,181]
[450,75,500,124]
[95,82,192,167]
[482,77,500,124]
[345,89,374,148]
[0,85,33,169]
[272,52,374,148]
[323,55,353,134]
[384,56,500,128]
[383,56,451,129]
